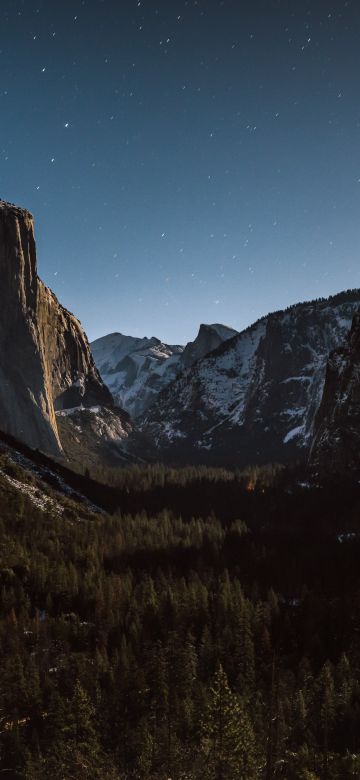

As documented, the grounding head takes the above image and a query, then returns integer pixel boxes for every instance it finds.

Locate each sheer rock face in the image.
[310,310,360,474]
[0,201,112,455]
[181,323,238,369]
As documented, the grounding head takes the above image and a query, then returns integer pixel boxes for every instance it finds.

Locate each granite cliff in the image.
[0,200,113,455]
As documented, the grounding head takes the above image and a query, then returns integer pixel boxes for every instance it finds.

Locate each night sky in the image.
[0,0,359,344]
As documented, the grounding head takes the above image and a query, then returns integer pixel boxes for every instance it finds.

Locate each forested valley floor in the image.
[1,454,360,779]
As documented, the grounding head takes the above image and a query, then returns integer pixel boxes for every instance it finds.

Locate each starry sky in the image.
[1,0,360,344]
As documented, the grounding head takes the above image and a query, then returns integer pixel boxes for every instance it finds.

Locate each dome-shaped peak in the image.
[182,322,238,368]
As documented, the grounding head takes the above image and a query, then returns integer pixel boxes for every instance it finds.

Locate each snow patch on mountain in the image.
[0,469,64,516]
[91,333,183,417]
[91,324,238,418]
[199,322,266,427]
[283,426,304,444]
[140,292,360,466]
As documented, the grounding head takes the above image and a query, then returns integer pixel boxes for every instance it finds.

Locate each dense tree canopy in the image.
[0,454,360,778]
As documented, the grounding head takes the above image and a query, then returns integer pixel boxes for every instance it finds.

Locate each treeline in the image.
[89,461,284,493]
[1,462,360,777]
[215,287,360,345]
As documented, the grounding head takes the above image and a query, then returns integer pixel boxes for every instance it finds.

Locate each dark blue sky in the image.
[1,0,359,343]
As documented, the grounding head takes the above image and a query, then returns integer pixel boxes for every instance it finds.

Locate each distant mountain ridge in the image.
[91,323,238,417]
[136,290,360,467]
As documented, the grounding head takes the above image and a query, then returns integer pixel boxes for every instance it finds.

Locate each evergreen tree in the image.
[200,664,258,779]
[47,681,102,779]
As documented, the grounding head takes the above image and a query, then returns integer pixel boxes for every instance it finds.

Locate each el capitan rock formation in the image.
[0,200,113,455]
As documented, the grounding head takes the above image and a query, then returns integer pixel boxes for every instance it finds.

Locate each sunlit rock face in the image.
[310,309,360,475]
[0,200,113,455]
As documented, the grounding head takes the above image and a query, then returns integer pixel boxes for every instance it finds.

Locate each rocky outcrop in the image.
[181,323,238,369]
[0,200,113,455]
[55,404,137,470]
[310,310,360,474]
[139,292,360,467]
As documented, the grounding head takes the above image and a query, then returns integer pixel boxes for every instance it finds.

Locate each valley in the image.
[0,199,360,778]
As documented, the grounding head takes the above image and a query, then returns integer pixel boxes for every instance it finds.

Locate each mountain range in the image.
[92,291,360,469]
[134,292,360,467]
[90,323,238,418]
[1,199,360,475]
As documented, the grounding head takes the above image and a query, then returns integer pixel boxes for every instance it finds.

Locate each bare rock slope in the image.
[0,200,113,455]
